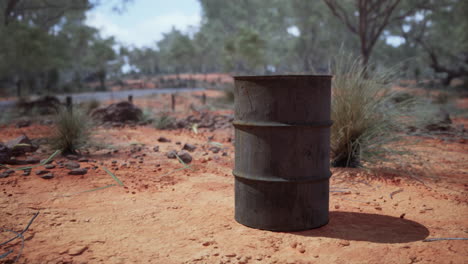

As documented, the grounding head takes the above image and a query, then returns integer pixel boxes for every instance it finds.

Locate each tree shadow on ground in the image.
[290,211,429,243]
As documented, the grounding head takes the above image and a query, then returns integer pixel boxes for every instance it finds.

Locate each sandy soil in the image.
[1,91,467,264]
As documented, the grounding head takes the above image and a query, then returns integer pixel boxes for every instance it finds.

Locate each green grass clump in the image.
[330,53,425,168]
[50,108,92,154]
[154,112,175,129]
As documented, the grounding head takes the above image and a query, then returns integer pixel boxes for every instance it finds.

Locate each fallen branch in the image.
[423,238,468,242]
[389,188,404,199]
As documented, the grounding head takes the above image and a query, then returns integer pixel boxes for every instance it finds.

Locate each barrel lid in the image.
[234,75,332,80]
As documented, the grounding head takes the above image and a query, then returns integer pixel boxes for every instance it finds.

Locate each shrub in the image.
[50,107,92,154]
[154,112,175,129]
[82,99,101,113]
[330,53,422,168]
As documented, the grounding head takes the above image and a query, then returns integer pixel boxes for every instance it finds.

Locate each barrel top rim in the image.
[234,74,332,80]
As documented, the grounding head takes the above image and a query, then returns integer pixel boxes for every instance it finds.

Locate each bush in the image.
[81,99,101,113]
[330,54,420,168]
[50,107,92,154]
[154,112,175,129]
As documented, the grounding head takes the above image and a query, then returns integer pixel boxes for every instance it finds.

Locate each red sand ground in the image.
[1,90,467,264]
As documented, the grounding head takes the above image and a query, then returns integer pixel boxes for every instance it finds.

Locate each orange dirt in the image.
[1,91,467,264]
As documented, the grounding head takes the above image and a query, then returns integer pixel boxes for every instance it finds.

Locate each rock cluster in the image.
[91,101,143,124]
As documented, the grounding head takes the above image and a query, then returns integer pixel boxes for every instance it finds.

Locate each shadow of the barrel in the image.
[289,211,429,244]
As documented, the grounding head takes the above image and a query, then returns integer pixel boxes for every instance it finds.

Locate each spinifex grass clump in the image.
[154,112,175,129]
[330,54,422,168]
[50,107,92,154]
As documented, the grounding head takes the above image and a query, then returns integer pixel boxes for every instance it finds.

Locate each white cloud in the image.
[86,12,201,48]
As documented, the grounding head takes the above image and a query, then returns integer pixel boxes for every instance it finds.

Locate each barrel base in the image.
[234,177,329,231]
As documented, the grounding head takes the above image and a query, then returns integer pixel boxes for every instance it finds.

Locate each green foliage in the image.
[50,108,92,154]
[81,99,101,114]
[154,112,175,130]
[330,52,426,168]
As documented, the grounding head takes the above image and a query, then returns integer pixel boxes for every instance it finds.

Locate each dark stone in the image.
[25,156,40,164]
[35,170,50,175]
[166,150,177,159]
[78,157,89,162]
[40,158,54,164]
[222,152,228,156]
[68,168,88,175]
[153,146,160,152]
[41,173,54,179]
[16,120,31,128]
[177,151,192,164]
[22,169,31,176]
[0,172,10,178]
[44,164,56,169]
[5,135,39,156]
[209,146,221,154]
[66,154,79,160]
[0,144,11,164]
[91,101,143,123]
[176,141,181,145]
[64,161,80,170]
[158,137,171,143]
[183,143,197,152]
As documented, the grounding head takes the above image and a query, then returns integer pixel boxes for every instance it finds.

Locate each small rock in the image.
[66,154,79,160]
[153,146,160,152]
[298,247,306,253]
[44,164,56,169]
[25,157,41,164]
[400,213,406,219]
[64,161,80,169]
[22,169,31,176]
[0,144,11,164]
[78,157,89,162]
[40,158,53,164]
[68,245,88,256]
[176,141,181,145]
[209,146,221,153]
[225,253,236,258]
[375,206,382,211]
[16,120,31,128]
[182,143,197,152]
[335,205,340,209]
[166,150,177,159]
[177,151,192,164]
[222,152,228,156]
[5,169,15,175]
[290,242,297,248]
[68,168,88,175]
[339,241,350,247]
[0,172,10,178]
[41,173,54,179]
[6,135,38,155]
[35,170,50,175]
[158,137,171,143]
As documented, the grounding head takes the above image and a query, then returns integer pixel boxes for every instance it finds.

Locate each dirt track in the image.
[1,91,467,264]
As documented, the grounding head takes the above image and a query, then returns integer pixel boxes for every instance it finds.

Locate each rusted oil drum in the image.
[233,75,332,231]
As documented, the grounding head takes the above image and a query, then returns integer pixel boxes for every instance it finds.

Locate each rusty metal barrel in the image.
[233,75,332,231]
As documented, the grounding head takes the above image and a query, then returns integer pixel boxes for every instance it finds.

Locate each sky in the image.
[86,0,405,49]
[86,0,202,48]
